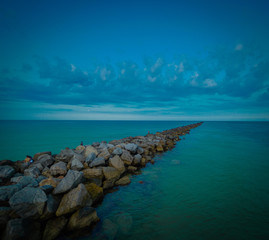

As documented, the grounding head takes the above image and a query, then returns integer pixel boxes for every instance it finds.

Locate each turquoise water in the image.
[1,121,269,239]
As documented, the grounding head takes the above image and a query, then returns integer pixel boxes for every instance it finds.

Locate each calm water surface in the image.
[1,121,269,239]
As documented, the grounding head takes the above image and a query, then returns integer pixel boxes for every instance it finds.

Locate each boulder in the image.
[98,148,111,160]
[102,167,121,181]
[85,183,104,203]
[53,170,83,194]
[71,157,84,171]
[0,165,15,179]
[24,166,40,178]
[0,184,23,201]
[3,219,25,240]
[17,176,39,187]
[83,168,103,179]
[115,176,131,186]
[50,161,67,176]
[156,143,164,152]
[33,151,51,161]
[9,187,47,218]
[40,185,54,194]
[133,154,142,165]
[42,167,51,178]
[85,152,96,164]
[56,183,91,216]
[109,155,125,174]
[55,148,75,162]
[37,154,54,168]
[89,157,106,168]
[121,150,133,165]
[67,206,99,230]
[39,177,58,188]
[127,166,137,173]
[84,146,98,157]
[31,162,43,172]
[125,143,138,153]
[41,194,61,220]
[137,146,144,155]
[112,147,123,155]
[76,145,85,151]
[43,216,68,240]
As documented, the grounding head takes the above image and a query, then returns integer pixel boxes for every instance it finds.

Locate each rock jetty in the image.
[0,122,203,240]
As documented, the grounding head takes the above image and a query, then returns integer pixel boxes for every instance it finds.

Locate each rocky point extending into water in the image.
[0,122,203,240]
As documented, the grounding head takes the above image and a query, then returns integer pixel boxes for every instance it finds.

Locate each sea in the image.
[1,121,269,240]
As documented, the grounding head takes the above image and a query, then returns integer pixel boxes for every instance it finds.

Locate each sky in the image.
[0,0,269,120]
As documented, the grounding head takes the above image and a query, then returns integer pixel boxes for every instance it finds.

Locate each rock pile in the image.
[0,122,203,240]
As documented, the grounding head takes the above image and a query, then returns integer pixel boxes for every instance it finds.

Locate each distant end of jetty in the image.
[0,122,203,240]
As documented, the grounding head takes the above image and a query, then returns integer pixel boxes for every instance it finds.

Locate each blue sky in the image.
[0,0,269,120]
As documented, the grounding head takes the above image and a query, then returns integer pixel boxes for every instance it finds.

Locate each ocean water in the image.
[1,121,269,239]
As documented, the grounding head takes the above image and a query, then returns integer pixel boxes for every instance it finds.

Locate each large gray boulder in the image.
[102,167,121,181]
[125,143,138,153]
[98,148,110,160]
[43,216,68,240]
[24,166,40,178]
[33,151,51,161]
[133,154,142,165]
[36,154,54,168]
[9,187,47,218]
[53,170,83,195]
[0,184,23,201]
[55,148,75,162]
[84,145,98,157]
[56,183,91,216]
[70,157,84,171]
[50,161,67,176]
[121,150,133,165]
[109,155,125,174]
[137,146,144,154]
[83,168,103,179]
[41,194,61,220]
[89,157,105,168]
[67,206,99,230]
[17,176,39,187]
[85,152,96,164]
[0,165,15,179]
[112,147,123,155]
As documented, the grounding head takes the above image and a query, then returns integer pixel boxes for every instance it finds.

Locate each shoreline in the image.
[0,122,203,240]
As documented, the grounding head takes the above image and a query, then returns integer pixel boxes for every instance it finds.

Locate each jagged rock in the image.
[36,175,47,183]
[37,154,54,168]
[84,146,98,157]
[85,152,96,164]
[76,145,85,151]
[56,183,91,216]
[0,184,23,201]
[55,148,75,162]
[40,185,54,194]
[89,157,106,168]
[125,143,138,153]
[127,166,137,173]
[53,170,83,194]
[9,187,47,218]
[42,167,51,178]
[137,146,144,154]
[109,155,125,174]
[141,157,146,166]
[156,144,164,152]
[0,165,15,179]
[115,176,131,186]
[98,148,111,160]
[17,176,39,187]
[133,154,142,165]
[121,150,133,165]
[10,176,23,183]
[24,166,40,178]
[31,162,44,171]
[83,168,103,179]
[41,194,61,220]
[50,161,67,176]
[33,151,51,161]
[68,206,99,230]
[85,183,104,203]
[102,167,121,181]
[39,177,58,188]
[71,157,84,171]
[112,147,123,155]
[43,216,68,240]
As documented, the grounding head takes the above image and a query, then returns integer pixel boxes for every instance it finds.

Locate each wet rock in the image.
[67,206,99,230]
[121,150,133,165]
[9,187,47,218]
[112,147,123,155]
[89,157,106,168]
[17,176,39,187]
[85,183,104,203]
[115,176,131,186]
[53,170,83,194]
[71,157,84,171]
[85,152,96,164]
[56,183,91,216]
[0,184,23,201]
[133,154,142,165]
[127,166,137,173]
[84,146,98,157]
[98,148,111,160]
[50,161,67,176]
[109,155,125,174]
[125,143,138,153]
[0,165,15,179]
[43,216,68,240]
[24,166,40,178]
[33,151,51,161]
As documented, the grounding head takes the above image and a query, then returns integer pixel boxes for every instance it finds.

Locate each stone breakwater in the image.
[0,122,203,240]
